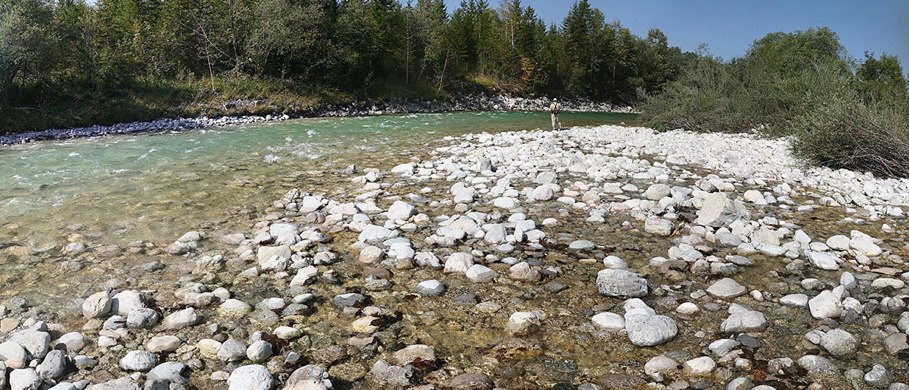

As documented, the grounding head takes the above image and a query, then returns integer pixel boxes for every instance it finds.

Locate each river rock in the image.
[9,369,40,390]
[393,344,435,365]
[56,332,86,353]
[119,350,156,371]
[707,278,746,298]
[645,184,671,200]
[126,308,159,328]
[808,290,843,319]
[807,251,840,270]
[369,360,412,387]
[444,253,474,274]
[529,185,554,201]
[682,356,716,376]
[218,339,247,361]
[147,336,182,353]
[0,342,28,368]
[865,364,892,388]
[146,362,188,388]
[85,377,140,390]
[820,328,857,357]
[111,290,145,316]
[596,269,648,297]
[645,355,679,381]
[220,299,252,316]
[591,312,625,331]
[332,293,367,309]
[36,350,66,380]
[569,240,595,250]
[13,331,50,360]
[797,355,837,375]
[414,280,445,296]
[721,310,768,332]
[509,261,541,281]
[465,264,496,282]
[449,373,494,390]
[163,307,198,329]
[386,201,417,220]
[644,217,674,236]
[505,311,542,335]
[227,365,273,390]
[358,225,397,243]
[696,193,750,228]
[247,340,273,362]
[625,310,677,347]
[358,246,384,263]
[82,291,112,319]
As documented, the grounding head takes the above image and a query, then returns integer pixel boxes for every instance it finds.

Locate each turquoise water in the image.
[0,111,635,303]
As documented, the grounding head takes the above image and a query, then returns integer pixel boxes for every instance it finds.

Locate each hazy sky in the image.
[442,0,909,65]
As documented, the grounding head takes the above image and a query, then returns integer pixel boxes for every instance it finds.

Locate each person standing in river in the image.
[549,98,562,130]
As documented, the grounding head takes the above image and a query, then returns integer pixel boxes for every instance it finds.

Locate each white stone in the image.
[591,312,625,331]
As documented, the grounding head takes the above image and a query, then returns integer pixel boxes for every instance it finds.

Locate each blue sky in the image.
[443,0,909,66]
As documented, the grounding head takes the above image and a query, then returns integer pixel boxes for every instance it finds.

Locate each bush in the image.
[788,85,909,178]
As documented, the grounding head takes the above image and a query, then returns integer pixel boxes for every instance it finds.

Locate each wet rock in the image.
[819,328,858,357]
[796,355,837,375]
[227,365,273,390]
[358,225,397,243]
[287,364,333,389]
[645,217,674,236]
[865,364,892,388]
[414,280,445,296]
[707,278,747,298]
[569,240,595,251]
[332,293,367,309]
[779,294,809,308]
[591,312,625,331]
[120,350,156,371]
[883,333,908,354]
[721,310,768,333]
[505,311,543,335]
[393,344,435,365]
[696,193,750,228]
[369,360,412,387]
[220,299,252,316]
[449,373,494,390]
[466,264,497,282]
[596,269,649,298]
[625,308,677,347]
[597,374,646,388]
[682,356,716,376]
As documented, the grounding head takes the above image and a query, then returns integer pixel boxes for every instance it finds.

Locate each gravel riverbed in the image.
[2,124,909,390]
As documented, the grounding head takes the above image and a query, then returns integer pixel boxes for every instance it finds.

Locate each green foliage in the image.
[789,68,909,178]
[1,0,691,132]
[644,27,909,178]
[856,52,908,105]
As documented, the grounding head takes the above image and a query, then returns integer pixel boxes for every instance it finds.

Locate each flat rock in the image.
[596,269,649,298]
[807,251,840,270]
[706,278,746,298]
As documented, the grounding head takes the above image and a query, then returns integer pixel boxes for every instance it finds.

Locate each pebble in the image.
[591,312,625,331]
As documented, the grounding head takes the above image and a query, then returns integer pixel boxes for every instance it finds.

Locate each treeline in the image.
[643,27,909,178]
[0,0,693,130]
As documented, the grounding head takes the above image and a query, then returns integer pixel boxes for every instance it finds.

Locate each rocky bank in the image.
[2,124,909,389]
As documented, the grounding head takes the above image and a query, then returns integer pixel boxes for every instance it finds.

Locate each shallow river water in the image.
[0,111,637,315]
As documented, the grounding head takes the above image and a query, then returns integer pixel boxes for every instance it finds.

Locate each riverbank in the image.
[1,122,908,389]
[0,95,635,145]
